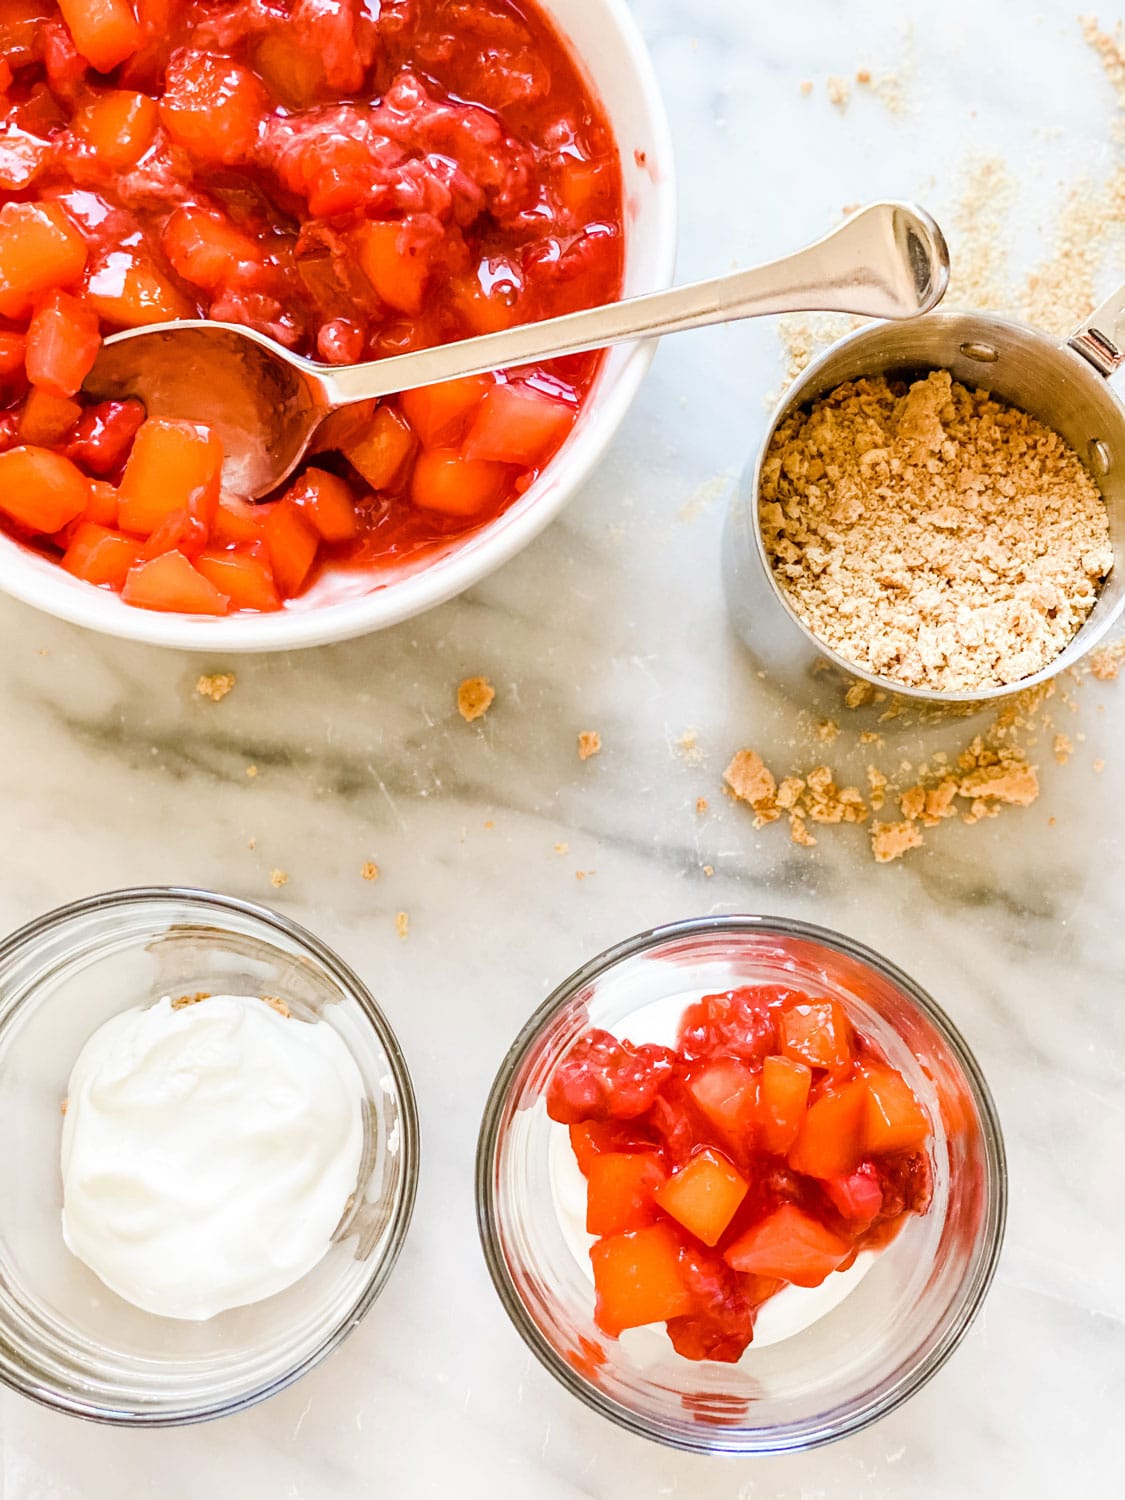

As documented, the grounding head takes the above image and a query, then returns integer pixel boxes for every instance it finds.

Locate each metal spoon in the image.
[83,200,949,499]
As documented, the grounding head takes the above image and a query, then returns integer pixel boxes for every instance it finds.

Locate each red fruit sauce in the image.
[548,986,934,1363]
[0,0,624,614]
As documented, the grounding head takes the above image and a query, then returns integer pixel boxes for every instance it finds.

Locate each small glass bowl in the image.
[476,915,1005,1454]
[0,887,419,1425]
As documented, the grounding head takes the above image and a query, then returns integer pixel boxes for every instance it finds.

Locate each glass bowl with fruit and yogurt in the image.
[0,887,418,1424]
[476,915,1005,1453]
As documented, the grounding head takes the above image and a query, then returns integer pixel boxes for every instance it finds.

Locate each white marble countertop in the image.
[2,0,1123,1494]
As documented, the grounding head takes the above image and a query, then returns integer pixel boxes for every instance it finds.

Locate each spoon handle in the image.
[320,201,948,407]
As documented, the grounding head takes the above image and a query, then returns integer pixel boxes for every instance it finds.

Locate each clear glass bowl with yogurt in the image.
[476,914,1006,1453]
[0,887,419,1424]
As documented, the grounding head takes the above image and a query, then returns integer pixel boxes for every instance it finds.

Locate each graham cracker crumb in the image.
[790,814,817,847]
[457,676,495,722]
[260,995,291,1019]
[799,78,814,96]
[702,864,715,876]
[195,672,235,703]
[696,796,709,814]
[269,869,288,889]
[171,992,212,1009]
[827,74,850,108]
[856,67,872,84]
[867,765,888,811]
[677,729,704,765]
[60,1098,67,1115]
[760,369,1112,691]
[1094,757,1106,773]
[246,764,258,778]
[395,911,409,939]
[554,842,569,854]
[1054,733,1074,765]
[247,836,256,850]
[1088,645,1122,680]
[578,730,602,761]
[361,861,379,881]
[816,719,840,744]
[871,821,925,863]
[724,750,779,824]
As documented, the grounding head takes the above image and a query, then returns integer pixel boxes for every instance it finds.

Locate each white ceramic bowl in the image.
[0,0,676,652]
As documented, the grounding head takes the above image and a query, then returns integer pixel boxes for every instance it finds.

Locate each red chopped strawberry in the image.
[546,1029,676,1125]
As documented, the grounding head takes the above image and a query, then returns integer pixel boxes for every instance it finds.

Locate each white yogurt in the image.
[549,991,879,1353]
[61,994,365,1321]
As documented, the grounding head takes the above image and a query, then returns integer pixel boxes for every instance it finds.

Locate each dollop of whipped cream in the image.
[61,994,365,1321]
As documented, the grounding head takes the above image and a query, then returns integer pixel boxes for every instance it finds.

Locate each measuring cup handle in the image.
[1068,285,1125,377]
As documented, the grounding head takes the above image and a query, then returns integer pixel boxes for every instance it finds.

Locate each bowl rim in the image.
[0,885,421,1427]
[0,0,678,653]
[475,912,1008,1454]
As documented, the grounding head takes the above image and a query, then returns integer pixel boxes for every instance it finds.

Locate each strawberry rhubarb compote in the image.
[547,986,934,1363]
[0,0,624,614]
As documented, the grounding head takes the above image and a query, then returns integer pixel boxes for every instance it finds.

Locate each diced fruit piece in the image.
[138,504,208,560]
[263,497,318,597]
[0,331,26,377]
[724,1204,851,1287]
[73,89,157,166]
[778,998,853,1073]
[57,0,142,74]
[285,466,358,543]
[84,246,195,327]
[862,1064,930,1155]
[0,201,87,320]
[567,1119,653,1176]
[463,381,576,466]
[344,406,414,490]
[355,220,429,314]
[84,479,119,526]
[0,122,50,191]
[448,269,520,335]
[411,449,507,518]
[118,418,222,535]
[823,1164,883,1229]
[160,49,267,165]
[401,376,490,449]
[686,1058,759,1146]
[759,1054,812,1155]
[196,546,280,612]
[585,1151,666,1236]
[160,205,261,293]
[210,495,264,547]
[0,445,88,533]
[121,549,229,614]
[65,398,145,476]
[547,1028,676,1124]
[25,290,101,398]
[788,1079,868,1180]
[677,987,780,1064]
[19,388,80,445]
[62,521,141,587]
[253,31,324,110]
[668,1242,757,1362]
[655,1149,749,1247]
[590,1223,694,1336]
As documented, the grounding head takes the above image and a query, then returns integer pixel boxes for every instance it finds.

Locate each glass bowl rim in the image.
[475,911,1008,1454]
[0,885,421,1427]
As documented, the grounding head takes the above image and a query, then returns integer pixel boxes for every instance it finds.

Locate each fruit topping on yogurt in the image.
[547,986,934,1362]
[61,992,365,1320]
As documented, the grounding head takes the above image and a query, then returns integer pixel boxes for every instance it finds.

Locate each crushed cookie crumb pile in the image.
[457,676,495,722]
[760,370,1112,692]
[195,672,235,703]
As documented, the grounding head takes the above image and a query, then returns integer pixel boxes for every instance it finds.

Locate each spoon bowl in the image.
[84,202,949,499]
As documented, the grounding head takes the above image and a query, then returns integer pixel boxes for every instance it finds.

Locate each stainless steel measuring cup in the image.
[723,287,1125,717]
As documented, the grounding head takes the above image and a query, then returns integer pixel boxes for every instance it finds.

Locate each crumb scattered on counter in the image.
[554,842,569,854]
[270,869,288,889]
[799,78,814,96]
[677,729,703,765]
[702,864,714,876]
[246,764,258,778]
[195,672,235,703]
[457,675,495,722]
[361,861,379,881]
[696,797,709,814]
[578,730,602,761]
[247,836,256,850]
[826,74,850,108]
[1054,734,1074,765]
[1094,758,1106,773]
[871,821,924,863]
[395,912,409,939]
